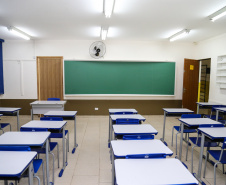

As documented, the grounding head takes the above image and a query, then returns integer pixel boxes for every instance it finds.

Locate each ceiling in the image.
[0,0,226,42]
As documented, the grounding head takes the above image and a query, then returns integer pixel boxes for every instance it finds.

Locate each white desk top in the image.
[113,124,158,135]
[0,151,37,177]
[22,120,67,129]
[44,111,77,117]
[30,101,66,105]
[114,158,198,185]
[215,107,226,112]
[198,127,226,139]
[163,108,194,113]
[0,107,21,112]
[196,102,221,106]
[110,114,145,121]
[109,109,137,114]
[111,139,173,157]
[179,118,223,127]
[0,132,50,146]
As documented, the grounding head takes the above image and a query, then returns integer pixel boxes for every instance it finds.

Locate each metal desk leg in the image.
[45,139,50,185]
[195,133,205,183]
[59,126,66,177]
[216,110,219,121]
[160,111,167,145]
[31,109,33,120]
[16,110,20,131]
[4,180,8,185]
[179,122,184,160]
[72,116,78,154]
[197,104,200,114]
[28,163,34,185]
[112,155,115,185]
[108,114,111,148]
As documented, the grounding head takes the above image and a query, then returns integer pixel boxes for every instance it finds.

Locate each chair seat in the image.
[208,150,226,164]
[33,159,43,173]
[50,130,68,138]
[0,123,10,128]
[189,137,218,147]
[32,142,58,153]
[173,126,196,133]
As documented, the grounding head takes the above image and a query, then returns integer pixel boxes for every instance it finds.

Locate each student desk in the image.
[214,107,226,121]
[21,120,67,177]
[108,109,137,147]
[112,124,158,141]
[111,139,173,185]
[30,101,66,120]
[44,111,78,153]
[0,132,51,185]
[110,114,145,145]
[196,102,221,114]
[0,107,21,131]
[0,151,37,185]
[114,158,198,185]
[178,118,223,160]
[161,108,194,145]
[195,127,226,184]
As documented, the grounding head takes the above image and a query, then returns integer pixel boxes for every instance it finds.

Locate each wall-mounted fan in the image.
[89,41,106,59]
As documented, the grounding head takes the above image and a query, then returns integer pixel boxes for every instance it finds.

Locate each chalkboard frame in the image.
[64,60,176,96]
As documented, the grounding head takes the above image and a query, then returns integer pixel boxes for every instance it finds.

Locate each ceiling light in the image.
[101,27,108,40]
[104,0,115,18]
[169,29,190,42]
[8,26,31,40]
[209,6,226,22]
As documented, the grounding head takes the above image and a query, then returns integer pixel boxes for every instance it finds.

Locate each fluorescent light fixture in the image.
[104,0,115,18]
[169,29,190,42]
[8,26,31,40]
[101,27,108,40]
[209,6,226,22]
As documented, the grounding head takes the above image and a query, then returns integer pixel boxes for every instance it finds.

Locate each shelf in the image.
[217,68,226,70]
[216,81,226,84]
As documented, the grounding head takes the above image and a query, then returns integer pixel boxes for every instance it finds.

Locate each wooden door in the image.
[182,59,199,112]
[37,56,63,100]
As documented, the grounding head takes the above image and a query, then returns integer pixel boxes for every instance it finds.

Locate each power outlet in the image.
[95,107,98,111]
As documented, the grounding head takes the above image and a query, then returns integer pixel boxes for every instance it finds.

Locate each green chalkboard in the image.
[64,61,175,95]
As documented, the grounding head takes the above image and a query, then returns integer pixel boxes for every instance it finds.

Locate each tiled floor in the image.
[0,115,225,185]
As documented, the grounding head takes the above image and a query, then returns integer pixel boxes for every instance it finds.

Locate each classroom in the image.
[0,0,226,185]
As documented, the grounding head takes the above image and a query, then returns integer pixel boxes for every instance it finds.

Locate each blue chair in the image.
[0,146,45,185]
[0,123,11,134]
[123,134,154,140]
[171,114,201,158]
[203,137,226,185]
[203,105,226,120]
[47,98,60,101]
[40,117,69,161]
[20,127,59,184]
[189,124,224,174]
[115,118,140,124]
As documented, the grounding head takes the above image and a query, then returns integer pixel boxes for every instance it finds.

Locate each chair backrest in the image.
[40,117,63,121]
[114,112,134,115]
[126,153,166,159]
[123,134,154,140]
[20,127,48,132]
[47,98,60,101]
[116,118,139,124]
[181,114,201,119]
[222,138,226,149]
[0,146,31,151]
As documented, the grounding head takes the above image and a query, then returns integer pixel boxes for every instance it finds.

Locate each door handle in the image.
[183,88,186,93]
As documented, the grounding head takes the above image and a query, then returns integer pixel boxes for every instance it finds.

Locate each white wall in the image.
[0,39,195,99]
[194,33,226,104]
